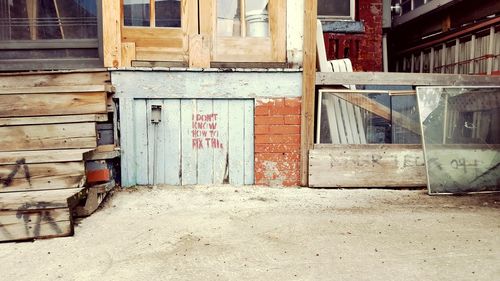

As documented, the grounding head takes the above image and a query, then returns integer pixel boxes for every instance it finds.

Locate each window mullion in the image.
[150,0,155,27]
[240,0,246,37]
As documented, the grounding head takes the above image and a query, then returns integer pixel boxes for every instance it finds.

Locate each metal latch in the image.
[151,105,162,123]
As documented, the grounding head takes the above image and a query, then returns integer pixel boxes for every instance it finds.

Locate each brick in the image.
[270,105,301,115]
[255,134,300,144]
[255,152,301,162]
[255,144,300,153]
[284,98,301,107]
[254,105,270,116]
[87,169,110,183]
[254,125,269,134]
[255,116,284,125]
[284,115,301,125]
[269,125,300,135]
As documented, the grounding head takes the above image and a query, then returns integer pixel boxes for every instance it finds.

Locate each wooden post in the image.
[26,0,38,40]
[300,0,318,186]
[240,0,246,37]
[429,47,434,73]
[441,43,446,73]
[102,0,122,67]
[454,38,459,74]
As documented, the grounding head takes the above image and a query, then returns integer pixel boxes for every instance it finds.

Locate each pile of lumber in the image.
[0,70,110,242]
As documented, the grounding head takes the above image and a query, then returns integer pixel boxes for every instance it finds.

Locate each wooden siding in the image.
[120,98,254,187]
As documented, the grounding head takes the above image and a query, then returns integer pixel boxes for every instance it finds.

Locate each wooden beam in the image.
[0,114,108,126]
[0,149,92,165]
[316,72,500,86]
[0,85,106,95]
[309,145,426,187]
[300,0,318,186]
[0,123,97,152]
[102,0,121,67]
[0,92,107,117]
[0,71,110,88]
[0,188,81,211]
[0,162,84,193]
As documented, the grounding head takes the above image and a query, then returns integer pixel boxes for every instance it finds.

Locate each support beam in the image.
[300,0,317,186]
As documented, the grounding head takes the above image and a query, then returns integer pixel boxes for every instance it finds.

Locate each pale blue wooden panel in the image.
[163,99,182,185]
[228,100,245,185]
[119,98,136,187]
[134,99,149,185]
[213,100,229,184]
[196,100,214,184]
[147,99,165,185]
[243,100,255,184]
[181,99,197,185]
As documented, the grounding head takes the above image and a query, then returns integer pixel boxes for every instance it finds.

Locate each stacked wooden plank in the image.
[0,70,109,242]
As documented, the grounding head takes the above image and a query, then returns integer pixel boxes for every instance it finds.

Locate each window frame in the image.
[317,0,356,21]
[199,0,286,63]
[0,0,103,71]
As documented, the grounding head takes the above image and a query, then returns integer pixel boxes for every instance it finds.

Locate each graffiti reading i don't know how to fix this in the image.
[192,113,223,149]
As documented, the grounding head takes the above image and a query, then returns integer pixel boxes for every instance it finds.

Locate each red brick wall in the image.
[324,0,383,71]
[254,98,301,186]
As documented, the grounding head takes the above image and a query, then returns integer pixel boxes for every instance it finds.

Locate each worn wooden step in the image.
[0,162,85,193]
[0,208,72,242]
[0,149,93,165]
[0,188,82,211]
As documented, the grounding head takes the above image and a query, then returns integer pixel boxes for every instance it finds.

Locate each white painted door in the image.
[120,98,254,186]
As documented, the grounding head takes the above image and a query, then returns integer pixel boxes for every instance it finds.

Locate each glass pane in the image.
[0,48,98,59]
[318,0,351,17]
[413,0,425,9]
[124,0,150,27]
[217,0,269,38]
[155,0,180,27]
[217,0,239,36]
[318,91,421,144]
[245,0,269,37]
[0,0,98,40]
[417,87,500,194]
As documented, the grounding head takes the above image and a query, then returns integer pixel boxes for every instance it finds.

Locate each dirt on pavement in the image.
[0,186,499,281]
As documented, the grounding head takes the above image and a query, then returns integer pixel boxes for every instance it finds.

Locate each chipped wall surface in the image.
[255,98,301,186]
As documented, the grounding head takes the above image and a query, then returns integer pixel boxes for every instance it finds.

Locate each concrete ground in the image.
[0,186,499,281]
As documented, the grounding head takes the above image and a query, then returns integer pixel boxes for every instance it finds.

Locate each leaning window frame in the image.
[317,0,356,21]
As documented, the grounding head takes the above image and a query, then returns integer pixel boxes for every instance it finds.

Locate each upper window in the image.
[318,0,355,20]
[123,0,181,28]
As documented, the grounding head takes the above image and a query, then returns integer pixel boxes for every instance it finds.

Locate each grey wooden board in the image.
[119,98,136,187]
[134,99,149,185]
[196,100,214,185]
[228,100,245,185]
[181,99,197,185]
[163,99,182,185]
[120,98,254,187]
[309,145,427,187]
[112,71,302,99]
[243,100,255,185]
[213,100,229,184]
[316,72,500,86]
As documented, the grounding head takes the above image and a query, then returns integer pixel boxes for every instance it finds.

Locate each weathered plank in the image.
[228,100,245,185]
[0,123,97,152]
[147,99,165,184]
[309,145,427,187]
[316,72,500,86]
[0,85,106,95]
[0,188,81,211]
[134,99,149,185]
[243,100,254,185]
[181,99,197,185]
[0,92,107,117]
[0,114,107,126]
[119,98,136,187]
[213,100,229,184]
[0,71,109,88]
[0,162,84,193]
[0,208,72,242]
[196,100,214,184]
[0,149,91,165]
[163,99,182,185]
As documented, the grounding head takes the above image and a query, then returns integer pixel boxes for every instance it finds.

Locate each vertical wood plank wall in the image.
[120,98,254,187]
